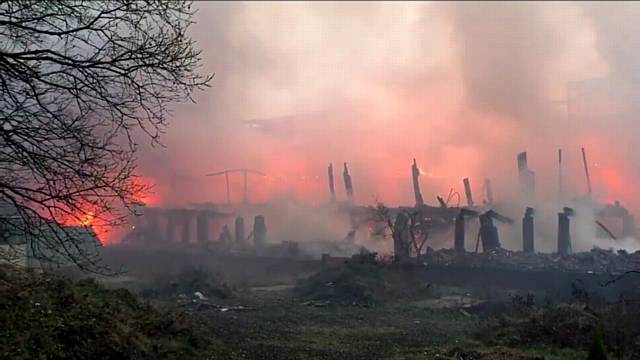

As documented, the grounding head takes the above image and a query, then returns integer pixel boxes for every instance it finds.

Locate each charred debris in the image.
[121,149,638,276]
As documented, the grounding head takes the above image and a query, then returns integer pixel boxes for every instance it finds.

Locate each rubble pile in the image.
[422,248,640,275]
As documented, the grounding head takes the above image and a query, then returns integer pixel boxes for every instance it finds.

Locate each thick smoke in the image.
[585,3,640,82]
[128,2,640,252]
[447,2,559,123]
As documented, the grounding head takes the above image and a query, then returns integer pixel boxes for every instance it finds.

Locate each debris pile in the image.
[422,248,640,275]
[178,294,253,313]
[141,266,235,301]
[295,262,431,307]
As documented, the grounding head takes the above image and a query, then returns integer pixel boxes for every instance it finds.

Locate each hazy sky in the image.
[137,1,640,216]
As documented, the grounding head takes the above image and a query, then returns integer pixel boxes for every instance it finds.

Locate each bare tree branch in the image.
[602,270,640,287]
[369,201,431,262]
[0,1,212,272]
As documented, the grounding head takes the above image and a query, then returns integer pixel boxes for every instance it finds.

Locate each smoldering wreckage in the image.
[116,148,640,293]
[9,146,636,294]
[5,147,640,359]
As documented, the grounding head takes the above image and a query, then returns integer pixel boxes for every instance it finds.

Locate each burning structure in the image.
[118,141,640,280]
[116,2,640,271]
[0,201,100,269]
[124,206,234,246]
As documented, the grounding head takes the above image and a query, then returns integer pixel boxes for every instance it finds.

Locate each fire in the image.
[56,208,106,245]
[50,175,158,246]
[58,208,95,228]
[80,212,94,226]
[598,167,627,201]
[577,134,640,215]
[131,176,158,206]
[135,88,640,222]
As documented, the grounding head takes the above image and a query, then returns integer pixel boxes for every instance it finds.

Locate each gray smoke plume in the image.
[446,2,561,123]
[127,2,640,252]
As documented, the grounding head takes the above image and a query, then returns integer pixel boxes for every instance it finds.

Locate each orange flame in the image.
[79,212,94,226]
[51,176,158,246]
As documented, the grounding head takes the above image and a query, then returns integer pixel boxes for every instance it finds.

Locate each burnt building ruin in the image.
[412,159,425,207]
[557,207,574,256]
[124,207,234,246]
[235,216,245,245]
[454,208,478,253]
[522,207,535,253]
[463,178,474,208]
[517,152,536,198]
[343,163,354,202]
[479,210,513,252]
[328,163,336,202]
[253,215,267,249]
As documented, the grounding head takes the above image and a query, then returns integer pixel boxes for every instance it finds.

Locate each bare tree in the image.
[369,201,431,262]
[405,210,430,258]
[0,1,212,270]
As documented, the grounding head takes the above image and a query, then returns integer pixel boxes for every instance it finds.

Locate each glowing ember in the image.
[79,212,94,226]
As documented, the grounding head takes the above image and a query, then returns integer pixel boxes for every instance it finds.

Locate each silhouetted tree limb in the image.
[369,202,431,261]
[602,270,640,287]
[0,1,212,271]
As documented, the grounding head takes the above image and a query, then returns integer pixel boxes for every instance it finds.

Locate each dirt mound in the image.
[141,265,236,301]
[294,262,431,306]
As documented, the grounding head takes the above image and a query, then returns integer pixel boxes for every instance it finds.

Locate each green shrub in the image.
[588,327,608,360]
[0,265,215,360]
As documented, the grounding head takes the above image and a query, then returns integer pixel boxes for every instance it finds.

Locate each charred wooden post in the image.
[484,178,494,205]
[454,208,478,253]
[479,210,512,252]
[166,209,177,242]
[343,163,354,202]
[328,162,336,202]
[254,215,267,248]
[463,178,474,207]
[218,224,232,245]
[412,159,425,207]
[558,149,563,202]
[557,207,574,256]
[196,211,209,243]
[479,213,499,252]
[180,210,191,243]
[235,216,245,244]
[581,147,592,195]
[517,152,536,198]
[146,210,163,242]
[522,207,535,253]
[454,213,465,252]
[392,212,410,262]
[205,169,266,205]
[242,171,248,205]
[225,172,230,204]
